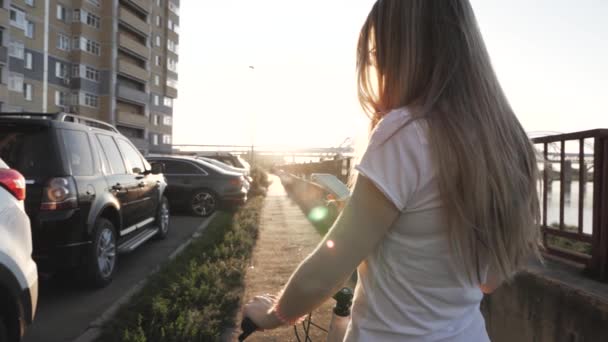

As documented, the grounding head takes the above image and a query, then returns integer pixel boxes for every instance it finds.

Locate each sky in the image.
[173,0,608,148]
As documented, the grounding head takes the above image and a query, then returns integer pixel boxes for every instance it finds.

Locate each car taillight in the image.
[229,177,243,187]
[40,177,78,211]
[0,169,26,201]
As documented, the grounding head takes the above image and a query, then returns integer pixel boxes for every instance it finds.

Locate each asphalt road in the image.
[22,215,208,342]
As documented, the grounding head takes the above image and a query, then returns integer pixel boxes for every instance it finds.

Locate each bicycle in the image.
[239,287,354,342]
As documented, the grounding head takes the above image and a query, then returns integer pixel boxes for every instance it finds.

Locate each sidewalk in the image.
[230,175,335,341]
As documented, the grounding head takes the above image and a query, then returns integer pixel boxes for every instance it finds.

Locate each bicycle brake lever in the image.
[238,317,259,341]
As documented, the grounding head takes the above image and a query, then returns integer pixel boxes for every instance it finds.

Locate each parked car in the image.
[147,156,247,217]
[0,113,169,288]
[196,156,253,187]
[0,158,38,341]
[194,152,251,171]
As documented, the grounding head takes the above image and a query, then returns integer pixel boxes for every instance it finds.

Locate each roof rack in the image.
[0,112,119,133]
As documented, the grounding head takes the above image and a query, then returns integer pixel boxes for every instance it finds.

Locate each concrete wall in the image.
[482,263,608,342]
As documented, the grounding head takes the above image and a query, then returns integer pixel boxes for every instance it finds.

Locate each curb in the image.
[72,213,218,342]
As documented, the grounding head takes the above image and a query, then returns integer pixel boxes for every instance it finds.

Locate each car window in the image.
[90,134,109,175]
[61,129,95,176]
[0,125,55,176]
[97,135,127,175]
[162,160,204,175]
[116,139,146,174]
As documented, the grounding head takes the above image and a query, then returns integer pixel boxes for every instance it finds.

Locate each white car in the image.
[0,158,38,341]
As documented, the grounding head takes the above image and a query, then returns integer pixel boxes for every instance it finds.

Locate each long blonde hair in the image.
[357,0,540,283]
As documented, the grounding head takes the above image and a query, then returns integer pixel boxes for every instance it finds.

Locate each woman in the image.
[243,0,540,341]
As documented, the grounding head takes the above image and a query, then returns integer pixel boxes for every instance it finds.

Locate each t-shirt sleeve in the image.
[355,112,423,211]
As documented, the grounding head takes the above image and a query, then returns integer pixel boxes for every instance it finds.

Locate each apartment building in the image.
[0,0,179,154]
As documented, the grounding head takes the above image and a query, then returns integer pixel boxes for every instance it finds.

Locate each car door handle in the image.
[112,184,123,191]
[138,181,146,188]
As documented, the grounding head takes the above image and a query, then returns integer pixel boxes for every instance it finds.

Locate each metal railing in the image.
[533,129,608,280]
[279,158,353,184]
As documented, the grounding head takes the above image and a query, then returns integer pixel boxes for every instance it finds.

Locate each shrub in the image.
[100,196,266,342]
[248,166,271,198]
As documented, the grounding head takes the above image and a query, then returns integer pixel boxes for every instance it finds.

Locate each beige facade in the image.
[0,0,179,154]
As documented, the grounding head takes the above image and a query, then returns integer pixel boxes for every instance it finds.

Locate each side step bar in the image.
[118,227,159,254]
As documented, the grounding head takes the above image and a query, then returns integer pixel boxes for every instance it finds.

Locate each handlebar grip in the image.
[238,317,259,341]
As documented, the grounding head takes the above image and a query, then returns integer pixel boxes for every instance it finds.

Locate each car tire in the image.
[155,196,170,240]
[190,189,217,217]
[85,218,117,288]
[0,317,7,342]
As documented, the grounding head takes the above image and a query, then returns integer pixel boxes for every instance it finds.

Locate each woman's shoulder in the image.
[369,107,428,149]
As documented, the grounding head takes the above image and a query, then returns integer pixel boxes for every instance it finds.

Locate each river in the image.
[544,181,594,234]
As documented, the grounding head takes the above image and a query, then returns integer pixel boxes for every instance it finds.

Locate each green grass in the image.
[546,222,592,255]
[99,195,265,342]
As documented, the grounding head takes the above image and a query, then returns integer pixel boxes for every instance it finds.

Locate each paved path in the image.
[230,175,335,341]
[23,215,208,342]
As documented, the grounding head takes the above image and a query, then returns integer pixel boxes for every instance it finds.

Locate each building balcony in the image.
[0,8,8,27]
[0,46,7,64]
[117,111,148,128]
[118,60,149,82]
[124,0,150,15]
[0,84,8,99]
[119,7,149,36]
[118,33,148,60]
[165,85,178,99]
[117,85,148,105]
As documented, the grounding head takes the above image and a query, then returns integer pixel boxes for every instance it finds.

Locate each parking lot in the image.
[22,215,209,342]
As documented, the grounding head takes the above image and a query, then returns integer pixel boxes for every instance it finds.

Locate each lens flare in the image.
[308,206,329,222]
[326,240,335,249]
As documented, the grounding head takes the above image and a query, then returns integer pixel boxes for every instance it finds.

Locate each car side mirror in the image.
[133,167,143,175]
[150,162,165,175]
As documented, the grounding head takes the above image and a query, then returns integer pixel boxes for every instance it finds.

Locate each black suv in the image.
[0,113,169,287]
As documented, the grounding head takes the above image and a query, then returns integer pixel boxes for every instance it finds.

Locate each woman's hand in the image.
[242,294,283,330]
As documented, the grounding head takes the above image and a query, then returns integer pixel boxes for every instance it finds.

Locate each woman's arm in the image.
[243,175,400,329]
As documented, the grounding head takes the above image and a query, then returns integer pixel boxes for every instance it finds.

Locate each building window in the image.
[167,39,178,54]
[55,62,68,79]
[163,97,173,108]
[152,134,158,146]
[167,19,173,31]
[155,55,161,66]
[155,15,161,27]
[84,93,98,108]
[25,21,34,38]
[73,36,100,56]
[153,115,159,125]
[169,2,179,15]
[55,91,67,106]
[155,35,161,47]
[25,0,35,6]
[56,4,70,22]
[72,64,79,77]
[8,41,25,59]
[87,0,100,7]
[154,74,160,86]
[8,73,24,93]
[23,83,32,101]
[57,34,70,51]
[10,6,27,30]
[156,0,162,6]
[86,12,100,28]
[167,58,177,72]
[162,135,172,145]
[85,66,100,82]
[24,52,33,70]
[163,116,172,126]
[153,95,159,106]
[166,77,178,88]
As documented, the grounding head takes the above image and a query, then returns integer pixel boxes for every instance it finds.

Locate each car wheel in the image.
[155,196,170,239]
[0,317,7,342]
[190,190,217,217]
[86,218,117,288]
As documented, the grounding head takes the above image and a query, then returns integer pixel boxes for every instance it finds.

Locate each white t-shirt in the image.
[344,107,490,342]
